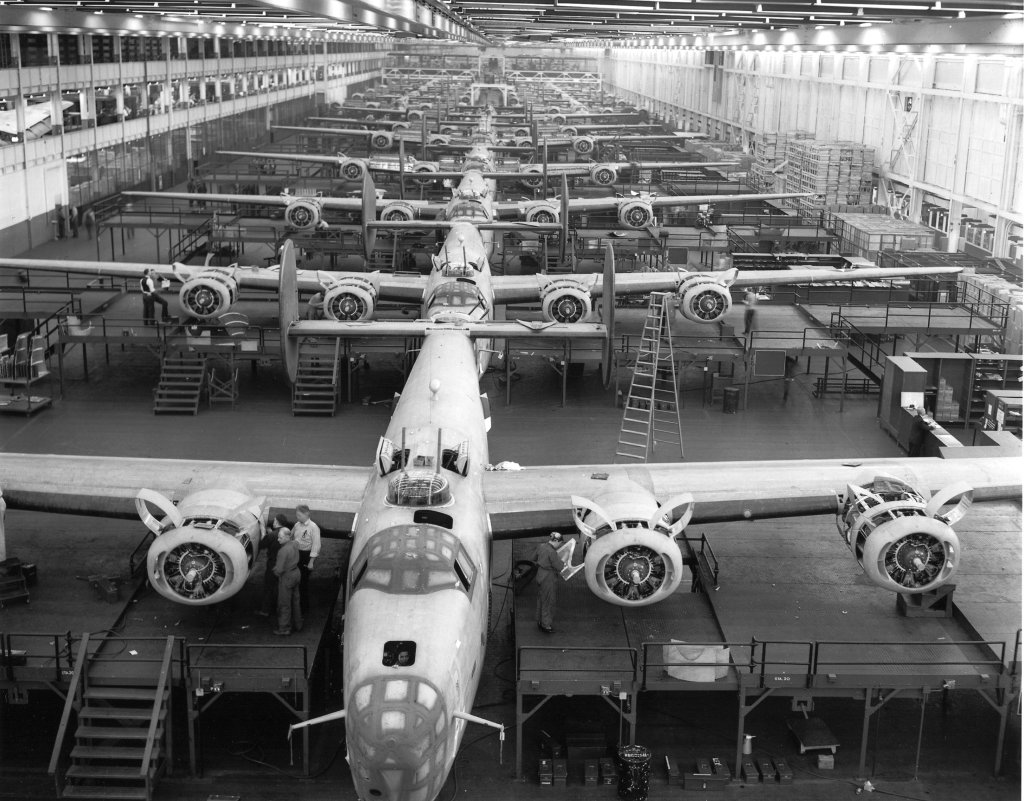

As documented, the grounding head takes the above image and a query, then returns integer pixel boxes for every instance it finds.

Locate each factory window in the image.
[19,33,49,67]
[57,34,81,66]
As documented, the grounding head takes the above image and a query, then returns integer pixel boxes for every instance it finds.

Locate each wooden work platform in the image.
[514,539,725,694]
[1,506,348,692]
[801,302,1003,336]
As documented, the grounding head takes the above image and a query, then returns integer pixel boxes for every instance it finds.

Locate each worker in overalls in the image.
[534,531,564,634]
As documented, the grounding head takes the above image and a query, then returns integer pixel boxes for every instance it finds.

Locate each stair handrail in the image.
[140,635,176,779]
[48,632,91,794]
[331,337,342,391]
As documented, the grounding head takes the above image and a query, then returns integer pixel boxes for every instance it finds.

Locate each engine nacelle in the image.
[411,163,441,186]
[572,135,597,155]
[678,278,732,324]
[369,131,394,150]
[175,265,239,319]
[523,201,559,225]
[137,487,264,606]
[589,164,619,186]
[540,279,593,324]
[617,199,654,228]
[340,158,366,181]
[283,197,325,230]
[560,125,579,137]
[838,476,972,594]
[427,134,451,146]
[519,166,545,190]
[407,109,424,122]
[321,273,379,321]
[550,109,565,120]
[571,480,694,607]
[379,200,417,222]
[514,137,535,150]
[513,126,531,138]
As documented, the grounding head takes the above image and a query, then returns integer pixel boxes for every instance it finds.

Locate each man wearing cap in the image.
[534,531,564,633]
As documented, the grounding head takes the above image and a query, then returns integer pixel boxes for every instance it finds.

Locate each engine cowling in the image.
[678,278,732,323]
[519,166,545,190]
[407,109,424,122]
[379,200,417,222]
[283,197,324,230]
[523,201,559,225]
[411,163,441,186]
[617,199,654,228]
[427,134,450,146]
[838,475,971,593]
[369,131,393,150]
[340,158,366,181]
[540,279,593,324]
[137,487,264,606]
[571,480,694,607]
[572,135,597,155]
[589,164,618,186]
[514,137,535,150]
[560,125,579,137]
[513,126,531,138]
[550,109,564,120]
[175,265,239,319]
[321,273,379,321]
[390,121,410,131]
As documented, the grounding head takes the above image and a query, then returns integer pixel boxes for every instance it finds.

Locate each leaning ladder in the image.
[614,292,684,462]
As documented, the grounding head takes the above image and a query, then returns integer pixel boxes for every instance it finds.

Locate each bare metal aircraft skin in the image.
[0,240,1019,800]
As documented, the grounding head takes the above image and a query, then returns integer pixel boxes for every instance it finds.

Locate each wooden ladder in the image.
[614,292,684,463]
[292,339,341,416]
[152,354,206,415]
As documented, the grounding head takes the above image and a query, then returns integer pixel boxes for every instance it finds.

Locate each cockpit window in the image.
[427,282,486,311]
[383,640,417,667]
[351,525,477,596]
[446,200,488,220]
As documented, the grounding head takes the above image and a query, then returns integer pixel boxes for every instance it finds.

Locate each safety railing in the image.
[754,640,817,688]
[0,287,81,318]
[812,639,1011,678]
[140,636,177,785]
[49,633,91,798]
[516,645,639,688]
[1,630,75,684]
[184,642,311,693]
[641,640,756,690]
[825,300,1009,334]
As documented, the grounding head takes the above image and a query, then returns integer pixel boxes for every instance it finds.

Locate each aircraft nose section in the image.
[347,676,449,801]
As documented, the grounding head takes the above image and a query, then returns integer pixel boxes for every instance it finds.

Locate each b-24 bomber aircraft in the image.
[0,236,1018,801]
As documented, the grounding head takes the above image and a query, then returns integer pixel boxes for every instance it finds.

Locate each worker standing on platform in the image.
[743,289,758,334]
[82,207,96,240]
[257,514,288,618]
[534,531,564,633]
[292,504,321,613]
[273,526,303,636]
[141,268,171,324]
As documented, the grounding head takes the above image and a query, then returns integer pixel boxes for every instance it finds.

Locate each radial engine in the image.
[571,479,694,606]
[838,474,972,593]
[137,487,266,605]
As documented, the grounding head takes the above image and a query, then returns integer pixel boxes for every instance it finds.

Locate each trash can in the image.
[617,744,652,801]
[722,386,739,414]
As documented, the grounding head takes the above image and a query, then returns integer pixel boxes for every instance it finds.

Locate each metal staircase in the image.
[292,338,341,415]
[614,292,684,462]
[152,354,206,415]
[50,634,175,801]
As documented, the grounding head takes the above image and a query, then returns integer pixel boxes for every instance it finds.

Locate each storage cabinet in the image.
[901,351,1022,428]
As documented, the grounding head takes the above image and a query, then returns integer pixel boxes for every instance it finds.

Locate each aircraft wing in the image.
[218,150,343,166]
[0,453,369,532]
[120,191,438,217]
[563,192,811,214]
[0,258,428,303]
[482,456,1022,537]
[490,264,964,306]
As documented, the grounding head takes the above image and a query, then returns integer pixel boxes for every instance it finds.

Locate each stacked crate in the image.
[783,140,876,215]
[749,131,812,194]
[822,212,937,263]
[933,377,960,422]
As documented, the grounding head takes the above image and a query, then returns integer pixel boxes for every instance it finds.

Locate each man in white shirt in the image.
[292,504,321,612]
